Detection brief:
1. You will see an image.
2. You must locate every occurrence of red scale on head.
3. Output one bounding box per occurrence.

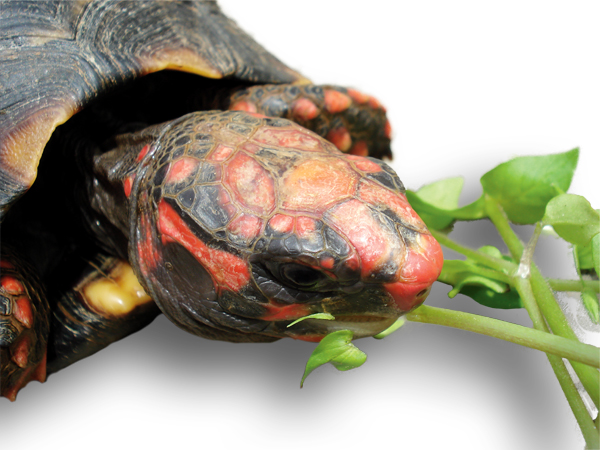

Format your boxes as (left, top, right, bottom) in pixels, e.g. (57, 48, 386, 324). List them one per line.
(358, 180, 427, 232)
(227, 214, 263, 241)
(327, 199, 398, 278)
(158, 200, 250, 292)
(165, 157, 200, 185)
(224, 152, 276, 216)
(295, 216, 317, 237)
(268, 214, 294, 234)
(253, 127, 323, 152)
(136, 144, 150, 162)
(281, 158, 358, 214)
(346, 155, 382, 173)
(137, 209, 161, 276)
(209, 144, 234, 162)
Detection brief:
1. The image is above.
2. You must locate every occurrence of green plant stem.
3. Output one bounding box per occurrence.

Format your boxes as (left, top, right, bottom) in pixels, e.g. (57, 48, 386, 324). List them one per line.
(405, 305, 599, 368)
(484, 195, 600, 408)
(548, 278, 600, 293)
(430, 228, 516, 273)
(484, 195, 600, 430)
(406, 304, 600, 449)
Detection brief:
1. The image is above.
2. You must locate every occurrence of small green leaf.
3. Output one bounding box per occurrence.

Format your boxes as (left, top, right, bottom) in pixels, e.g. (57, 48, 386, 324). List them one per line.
(417, 177, 464, 209)
(406, 188, 486, 231)
(459, 285, 524, 310)
(300, 330, 366, 387)
(448, 274, 507, 298)
(411, 177, 464, 230)
(438, 258, 523, 309)
(543, 194, 599, 247)
(287, 313, 335, 328)
(373, 317, 406, 339)
(480, 148, 579, 224)
(582, 289, 600, 324)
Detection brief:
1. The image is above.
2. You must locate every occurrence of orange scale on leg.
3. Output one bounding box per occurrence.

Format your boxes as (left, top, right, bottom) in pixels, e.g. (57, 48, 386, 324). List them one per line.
(0, 260, 14, 269)
(230, 100, 257, 113)
(292, 98, 320, 121)
(1, 276, 24, 295)
(11, 336, 30, 368)
(346, 88, 370, 104)
(368, 95, 386, 112)
(324, 89, 352, 113)
(14, 296, 33, 328)
(349, 141, 369, 157)
(384, 119, 393, 139)
(326, 127, 352, 152)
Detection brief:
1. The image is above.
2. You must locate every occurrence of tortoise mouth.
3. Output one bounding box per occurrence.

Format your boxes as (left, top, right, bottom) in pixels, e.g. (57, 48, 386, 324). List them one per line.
(296, 314, 398, 339)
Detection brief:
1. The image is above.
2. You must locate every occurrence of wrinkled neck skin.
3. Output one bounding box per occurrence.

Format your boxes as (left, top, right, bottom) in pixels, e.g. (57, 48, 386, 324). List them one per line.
(85, 111, 443, 343)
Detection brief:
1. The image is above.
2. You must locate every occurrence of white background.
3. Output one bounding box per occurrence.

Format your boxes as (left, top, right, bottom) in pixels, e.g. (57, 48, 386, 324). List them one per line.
(3, 1, 599, 449)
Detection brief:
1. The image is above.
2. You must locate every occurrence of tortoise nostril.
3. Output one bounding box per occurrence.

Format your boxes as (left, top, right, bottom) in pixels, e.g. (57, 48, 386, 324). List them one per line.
(416, 288, 430, 298)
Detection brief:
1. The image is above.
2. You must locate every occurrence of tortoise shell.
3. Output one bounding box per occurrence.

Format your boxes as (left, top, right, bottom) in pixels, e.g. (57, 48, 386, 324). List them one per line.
(0, 0, 307, 217)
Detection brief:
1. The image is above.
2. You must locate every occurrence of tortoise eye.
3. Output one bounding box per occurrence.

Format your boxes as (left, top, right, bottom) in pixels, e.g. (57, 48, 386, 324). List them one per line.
(280, 263, 325, 288)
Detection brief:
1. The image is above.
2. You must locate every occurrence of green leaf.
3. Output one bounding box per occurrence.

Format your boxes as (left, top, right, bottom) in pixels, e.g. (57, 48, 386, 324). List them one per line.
(406, 183, 486, 230)
(412, 177, 464, 230)
(300, 330, 366, 387)
(287, 313, 335, 328)
(576, 241, 595, 271)
(582, 289, 600, 324)
(438, 257, 523, 309)
(459, 285, 524, 310)
(373, 317, 406, 339)
(543, 195, 599, 247)
(480, 148, 579, 224)
(417, 177, 464, 209)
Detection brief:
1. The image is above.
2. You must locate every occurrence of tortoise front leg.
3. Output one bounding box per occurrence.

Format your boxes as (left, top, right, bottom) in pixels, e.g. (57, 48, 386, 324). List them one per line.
(1, 247, 50, 401)
(224, 84, 392, 159)
(1, 251, 159, 400)
(46, 254, 160, 375)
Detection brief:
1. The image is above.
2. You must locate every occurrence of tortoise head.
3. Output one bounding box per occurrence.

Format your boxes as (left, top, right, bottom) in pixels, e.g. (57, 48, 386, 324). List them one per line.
(128, 111, 443, 342)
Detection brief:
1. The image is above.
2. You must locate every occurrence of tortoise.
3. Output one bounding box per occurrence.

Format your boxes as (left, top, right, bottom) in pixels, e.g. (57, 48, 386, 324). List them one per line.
(0, 0, 443, 401)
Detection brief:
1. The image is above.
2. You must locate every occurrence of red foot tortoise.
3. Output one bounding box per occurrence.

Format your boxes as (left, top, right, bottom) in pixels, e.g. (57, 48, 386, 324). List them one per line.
(0, 0, 443, 400)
